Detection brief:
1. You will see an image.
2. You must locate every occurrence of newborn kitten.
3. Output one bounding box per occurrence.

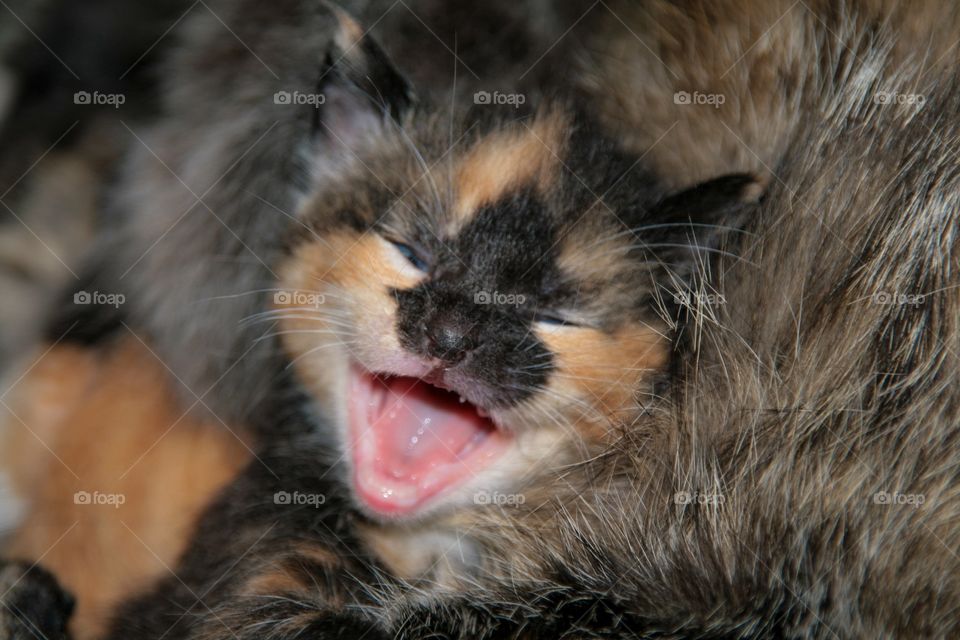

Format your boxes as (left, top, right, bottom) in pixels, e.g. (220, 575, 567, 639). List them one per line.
(2, 0, 754, 636)
(274, 67, 755, 526)
(87, 4, 756, 638)
(47, 1, 755, 531)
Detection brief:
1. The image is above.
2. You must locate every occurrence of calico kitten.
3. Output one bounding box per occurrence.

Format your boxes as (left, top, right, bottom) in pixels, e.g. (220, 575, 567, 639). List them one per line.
(45, 2, 755, 537)
(96, 69, 755, 640)
(270, 70, 756, 528)
(101, 2, 960, 639)
(75, 6, 761, 640)
(2, 1, 755, 638)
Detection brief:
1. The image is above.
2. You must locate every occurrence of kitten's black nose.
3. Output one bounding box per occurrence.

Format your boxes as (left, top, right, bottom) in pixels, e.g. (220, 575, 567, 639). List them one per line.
(422, 310, 477, 364)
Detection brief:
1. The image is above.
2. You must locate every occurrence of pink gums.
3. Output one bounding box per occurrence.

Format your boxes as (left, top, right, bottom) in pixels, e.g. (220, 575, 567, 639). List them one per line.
(348, 368, 509, 516)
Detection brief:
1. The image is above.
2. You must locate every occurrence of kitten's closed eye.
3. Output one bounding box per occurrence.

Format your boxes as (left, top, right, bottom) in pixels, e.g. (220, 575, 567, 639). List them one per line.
(388, 236, 584, 328)
(387, 239, 430, 272)
(534, 311, 580, 328)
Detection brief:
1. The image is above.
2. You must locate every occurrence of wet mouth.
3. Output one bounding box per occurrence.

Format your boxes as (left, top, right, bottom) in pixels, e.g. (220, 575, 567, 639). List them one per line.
(348, 366, 510, 517)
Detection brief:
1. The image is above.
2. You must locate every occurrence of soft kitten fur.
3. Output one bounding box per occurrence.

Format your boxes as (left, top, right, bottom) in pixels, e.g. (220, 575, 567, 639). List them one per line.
(44, 0, 754, 529)
(8, 0, 753, 636)
(59, 0, 748, 531)
(49, 0, 597, 424)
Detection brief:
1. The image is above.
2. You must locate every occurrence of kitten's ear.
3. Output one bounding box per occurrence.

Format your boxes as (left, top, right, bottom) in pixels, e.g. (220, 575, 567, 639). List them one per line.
(310, 6, 416, 151)
(647, 173, 762, 277)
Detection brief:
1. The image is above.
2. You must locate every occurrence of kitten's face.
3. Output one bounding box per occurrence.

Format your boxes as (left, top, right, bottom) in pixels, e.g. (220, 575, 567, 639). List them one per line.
(270, 10, 753, 520)
(275, 108, 748, 520)
(279, 111, 668, 518)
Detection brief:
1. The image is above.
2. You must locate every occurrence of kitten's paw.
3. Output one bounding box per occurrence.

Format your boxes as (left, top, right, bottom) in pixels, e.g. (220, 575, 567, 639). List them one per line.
(0, 560, 74, 640)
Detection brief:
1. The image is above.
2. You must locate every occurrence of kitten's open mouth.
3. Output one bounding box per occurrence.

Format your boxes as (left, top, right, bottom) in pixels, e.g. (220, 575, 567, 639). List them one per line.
(348, 367, 510, 516)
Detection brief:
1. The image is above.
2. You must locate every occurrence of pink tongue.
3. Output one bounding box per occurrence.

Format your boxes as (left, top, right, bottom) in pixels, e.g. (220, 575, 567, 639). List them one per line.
(370, 377, 490, 481)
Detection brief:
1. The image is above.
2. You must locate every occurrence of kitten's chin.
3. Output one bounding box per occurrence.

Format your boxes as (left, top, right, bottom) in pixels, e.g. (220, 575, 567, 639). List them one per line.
(347, 365, 511, 518)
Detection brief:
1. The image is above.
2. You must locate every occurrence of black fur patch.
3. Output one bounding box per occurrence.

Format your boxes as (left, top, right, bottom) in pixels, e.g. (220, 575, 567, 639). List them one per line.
(43, 259, 125, 346)
(393, 189, 560, 408)
(0, 561, 74, 640)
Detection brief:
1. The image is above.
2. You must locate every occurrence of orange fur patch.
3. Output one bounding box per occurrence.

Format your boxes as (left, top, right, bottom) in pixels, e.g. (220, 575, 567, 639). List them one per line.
(332, 6, 365, 50)
(240, 544, 342, 608)
(241, 564, 308, 598)
(356, 521, 473, 586)
(301, 231, 423, 292)
(452, 111, 567, 228)
(556, 230, 633, 284)
(276, 232, 418, 396)
(539, 324, 669, 438)
(1, 338, 251, 640)
(357, 523, 432, 580)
